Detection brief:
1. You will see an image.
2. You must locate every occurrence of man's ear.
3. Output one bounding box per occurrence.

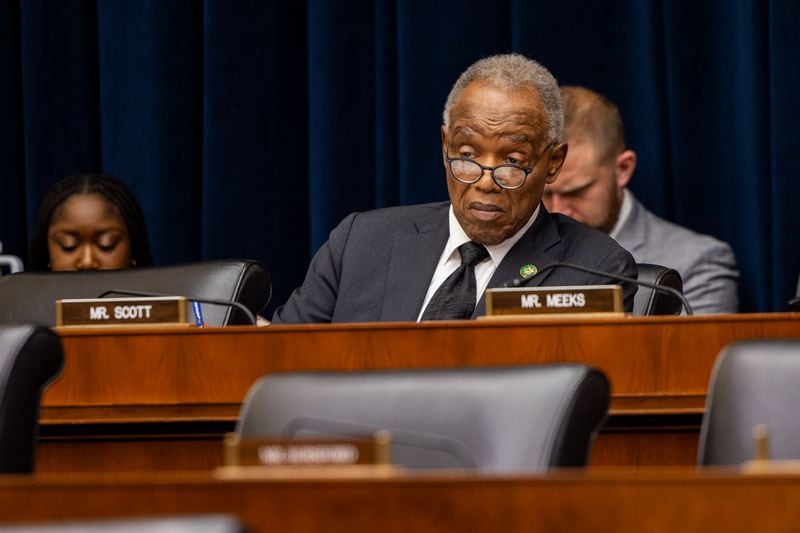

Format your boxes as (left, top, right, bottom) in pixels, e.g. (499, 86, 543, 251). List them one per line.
(545, 142, 568, 184)
(615, 149, 637, 188)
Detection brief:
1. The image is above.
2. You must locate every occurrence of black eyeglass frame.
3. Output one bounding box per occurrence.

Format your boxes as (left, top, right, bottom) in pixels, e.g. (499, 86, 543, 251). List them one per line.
(445, 142, 557, 190)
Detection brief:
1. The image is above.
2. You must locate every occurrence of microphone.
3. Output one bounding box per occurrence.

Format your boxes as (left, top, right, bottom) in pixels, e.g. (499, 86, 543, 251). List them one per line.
(502, 261, 693, 316)
(97, 289, 257, 326)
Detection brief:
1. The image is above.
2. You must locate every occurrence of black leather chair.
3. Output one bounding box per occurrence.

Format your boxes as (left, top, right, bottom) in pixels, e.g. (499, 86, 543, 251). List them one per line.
(633, 263, 685, 316)
(0, 324, 64, 473)
(698, 339, 800, 466)
(0, 515, 245, 532)
(236, 365, 610, 472)
(0, 260, 270, 327)
(0, 241, 24, 275)
(789, 274, 800, 310)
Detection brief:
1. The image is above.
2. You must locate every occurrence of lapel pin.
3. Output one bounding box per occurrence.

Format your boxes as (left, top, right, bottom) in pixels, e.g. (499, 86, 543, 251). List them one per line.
(519, 264, 538, 279)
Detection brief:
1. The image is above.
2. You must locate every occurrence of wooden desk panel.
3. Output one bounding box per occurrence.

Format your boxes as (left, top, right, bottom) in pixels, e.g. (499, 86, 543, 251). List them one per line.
(3, 470, 800, 532)
(38, 314, 800, 471)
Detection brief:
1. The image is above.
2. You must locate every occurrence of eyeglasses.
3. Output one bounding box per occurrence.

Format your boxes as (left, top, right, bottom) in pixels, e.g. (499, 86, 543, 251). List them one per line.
(445, 142, 556, 190)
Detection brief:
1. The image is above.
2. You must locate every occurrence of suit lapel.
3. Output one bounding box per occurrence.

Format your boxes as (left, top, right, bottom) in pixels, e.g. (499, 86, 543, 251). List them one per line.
(473, 208, 564, 317)
(380, 206, 449, 321)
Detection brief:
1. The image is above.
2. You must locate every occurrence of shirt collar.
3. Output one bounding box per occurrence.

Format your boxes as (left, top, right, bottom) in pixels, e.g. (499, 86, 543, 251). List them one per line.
(609, 189, 632, 240)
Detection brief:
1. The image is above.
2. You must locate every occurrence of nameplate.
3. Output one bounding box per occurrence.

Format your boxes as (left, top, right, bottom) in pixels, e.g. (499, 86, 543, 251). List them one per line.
(55, 297, 189, 327)
(224, 433, 392, 467)
(484, 285, 623, 316)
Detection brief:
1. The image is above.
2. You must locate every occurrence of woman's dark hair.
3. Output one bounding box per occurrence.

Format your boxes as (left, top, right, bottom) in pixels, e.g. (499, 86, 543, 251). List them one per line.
(28, 173, 155, 271)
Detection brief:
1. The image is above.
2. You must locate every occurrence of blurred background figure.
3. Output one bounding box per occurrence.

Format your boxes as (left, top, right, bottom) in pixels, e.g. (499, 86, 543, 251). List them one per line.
(543, 86, 738, 315)
(28, 173, 154, 272)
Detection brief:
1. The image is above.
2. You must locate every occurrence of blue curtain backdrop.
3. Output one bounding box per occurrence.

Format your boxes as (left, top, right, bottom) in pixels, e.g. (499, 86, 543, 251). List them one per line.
(1, 0, 798, 314)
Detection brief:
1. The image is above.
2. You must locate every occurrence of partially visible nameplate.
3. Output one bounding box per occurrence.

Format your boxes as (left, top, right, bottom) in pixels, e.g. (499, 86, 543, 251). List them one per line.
(484, 284, 623, 317)
(225, 432, 390, 466)
(224, 432, 392, 467)
(55, 296, 189, 327)
(216, 433, 397, 479)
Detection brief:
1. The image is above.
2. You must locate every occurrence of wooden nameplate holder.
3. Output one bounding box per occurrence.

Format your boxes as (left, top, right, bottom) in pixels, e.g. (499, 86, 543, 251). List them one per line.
(483, 284, 624, 319)
(55, 296, 190, 328)
(216, 432, 397, 479)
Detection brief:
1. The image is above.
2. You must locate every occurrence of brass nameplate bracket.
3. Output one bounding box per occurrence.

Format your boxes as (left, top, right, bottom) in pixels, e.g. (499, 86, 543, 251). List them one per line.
(224, 432, 392, 467)
(484, 284, 623, 317)
(55, 296, 189, 327)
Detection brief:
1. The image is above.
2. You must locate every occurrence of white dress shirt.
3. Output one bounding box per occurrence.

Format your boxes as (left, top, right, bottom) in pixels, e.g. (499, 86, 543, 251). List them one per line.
(417, 205, 541, 321)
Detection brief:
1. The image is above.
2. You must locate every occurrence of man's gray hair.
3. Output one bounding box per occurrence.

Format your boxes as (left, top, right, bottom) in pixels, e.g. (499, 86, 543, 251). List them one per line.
(442, 53, 563, 143)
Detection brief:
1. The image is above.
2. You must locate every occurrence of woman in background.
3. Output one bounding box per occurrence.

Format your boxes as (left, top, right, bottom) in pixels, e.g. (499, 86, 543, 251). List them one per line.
(28, 173, 154, 271)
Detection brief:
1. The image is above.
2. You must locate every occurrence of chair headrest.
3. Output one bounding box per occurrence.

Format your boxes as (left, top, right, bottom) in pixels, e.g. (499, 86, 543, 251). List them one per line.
(237, 364, 610, 471)
(0, 323, 64, 473)
(0, 260, 270, 327)
(633, 263, 684, 315)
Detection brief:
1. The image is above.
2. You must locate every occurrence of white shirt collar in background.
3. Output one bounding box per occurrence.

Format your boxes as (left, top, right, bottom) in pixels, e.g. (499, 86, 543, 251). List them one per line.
(609, 189, 632, 241)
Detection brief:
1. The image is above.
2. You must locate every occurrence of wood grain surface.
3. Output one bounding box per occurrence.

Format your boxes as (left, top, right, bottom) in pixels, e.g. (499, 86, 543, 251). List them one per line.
(3, 469, 800, 532)
(37, 313, 800, 471)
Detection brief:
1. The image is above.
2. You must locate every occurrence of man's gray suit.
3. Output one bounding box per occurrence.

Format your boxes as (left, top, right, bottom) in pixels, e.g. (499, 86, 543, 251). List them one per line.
(615, 192, 738, 315)
(273, 202, 637, 324)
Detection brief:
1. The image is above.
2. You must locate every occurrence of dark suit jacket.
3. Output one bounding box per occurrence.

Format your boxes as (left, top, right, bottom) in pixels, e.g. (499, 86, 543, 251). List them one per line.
(272, 202, 637, 323)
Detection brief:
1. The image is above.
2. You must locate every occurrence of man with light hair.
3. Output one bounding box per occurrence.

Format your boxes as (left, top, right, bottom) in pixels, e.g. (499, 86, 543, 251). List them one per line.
(543, 86, 738, 314)
(273, 55, 636, 323)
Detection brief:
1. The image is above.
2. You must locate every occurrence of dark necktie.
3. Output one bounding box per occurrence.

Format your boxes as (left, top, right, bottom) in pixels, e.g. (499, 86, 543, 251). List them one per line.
(421, 241, 490, 320)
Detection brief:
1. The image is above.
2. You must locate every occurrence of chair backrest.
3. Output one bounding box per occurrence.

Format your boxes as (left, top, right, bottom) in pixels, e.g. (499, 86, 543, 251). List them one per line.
(698, 339, 800, 466)
(0, 324, 64, 473)
(0, 260, 270, 327)
(0, 241, 24, 275)
(236, 365, 610, 472)
(790, 274, 800, 310)
(633, 263, 684, 315)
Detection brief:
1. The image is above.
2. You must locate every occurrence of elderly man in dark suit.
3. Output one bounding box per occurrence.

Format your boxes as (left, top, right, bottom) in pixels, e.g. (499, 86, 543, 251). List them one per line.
(273, 54, 636, 324)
